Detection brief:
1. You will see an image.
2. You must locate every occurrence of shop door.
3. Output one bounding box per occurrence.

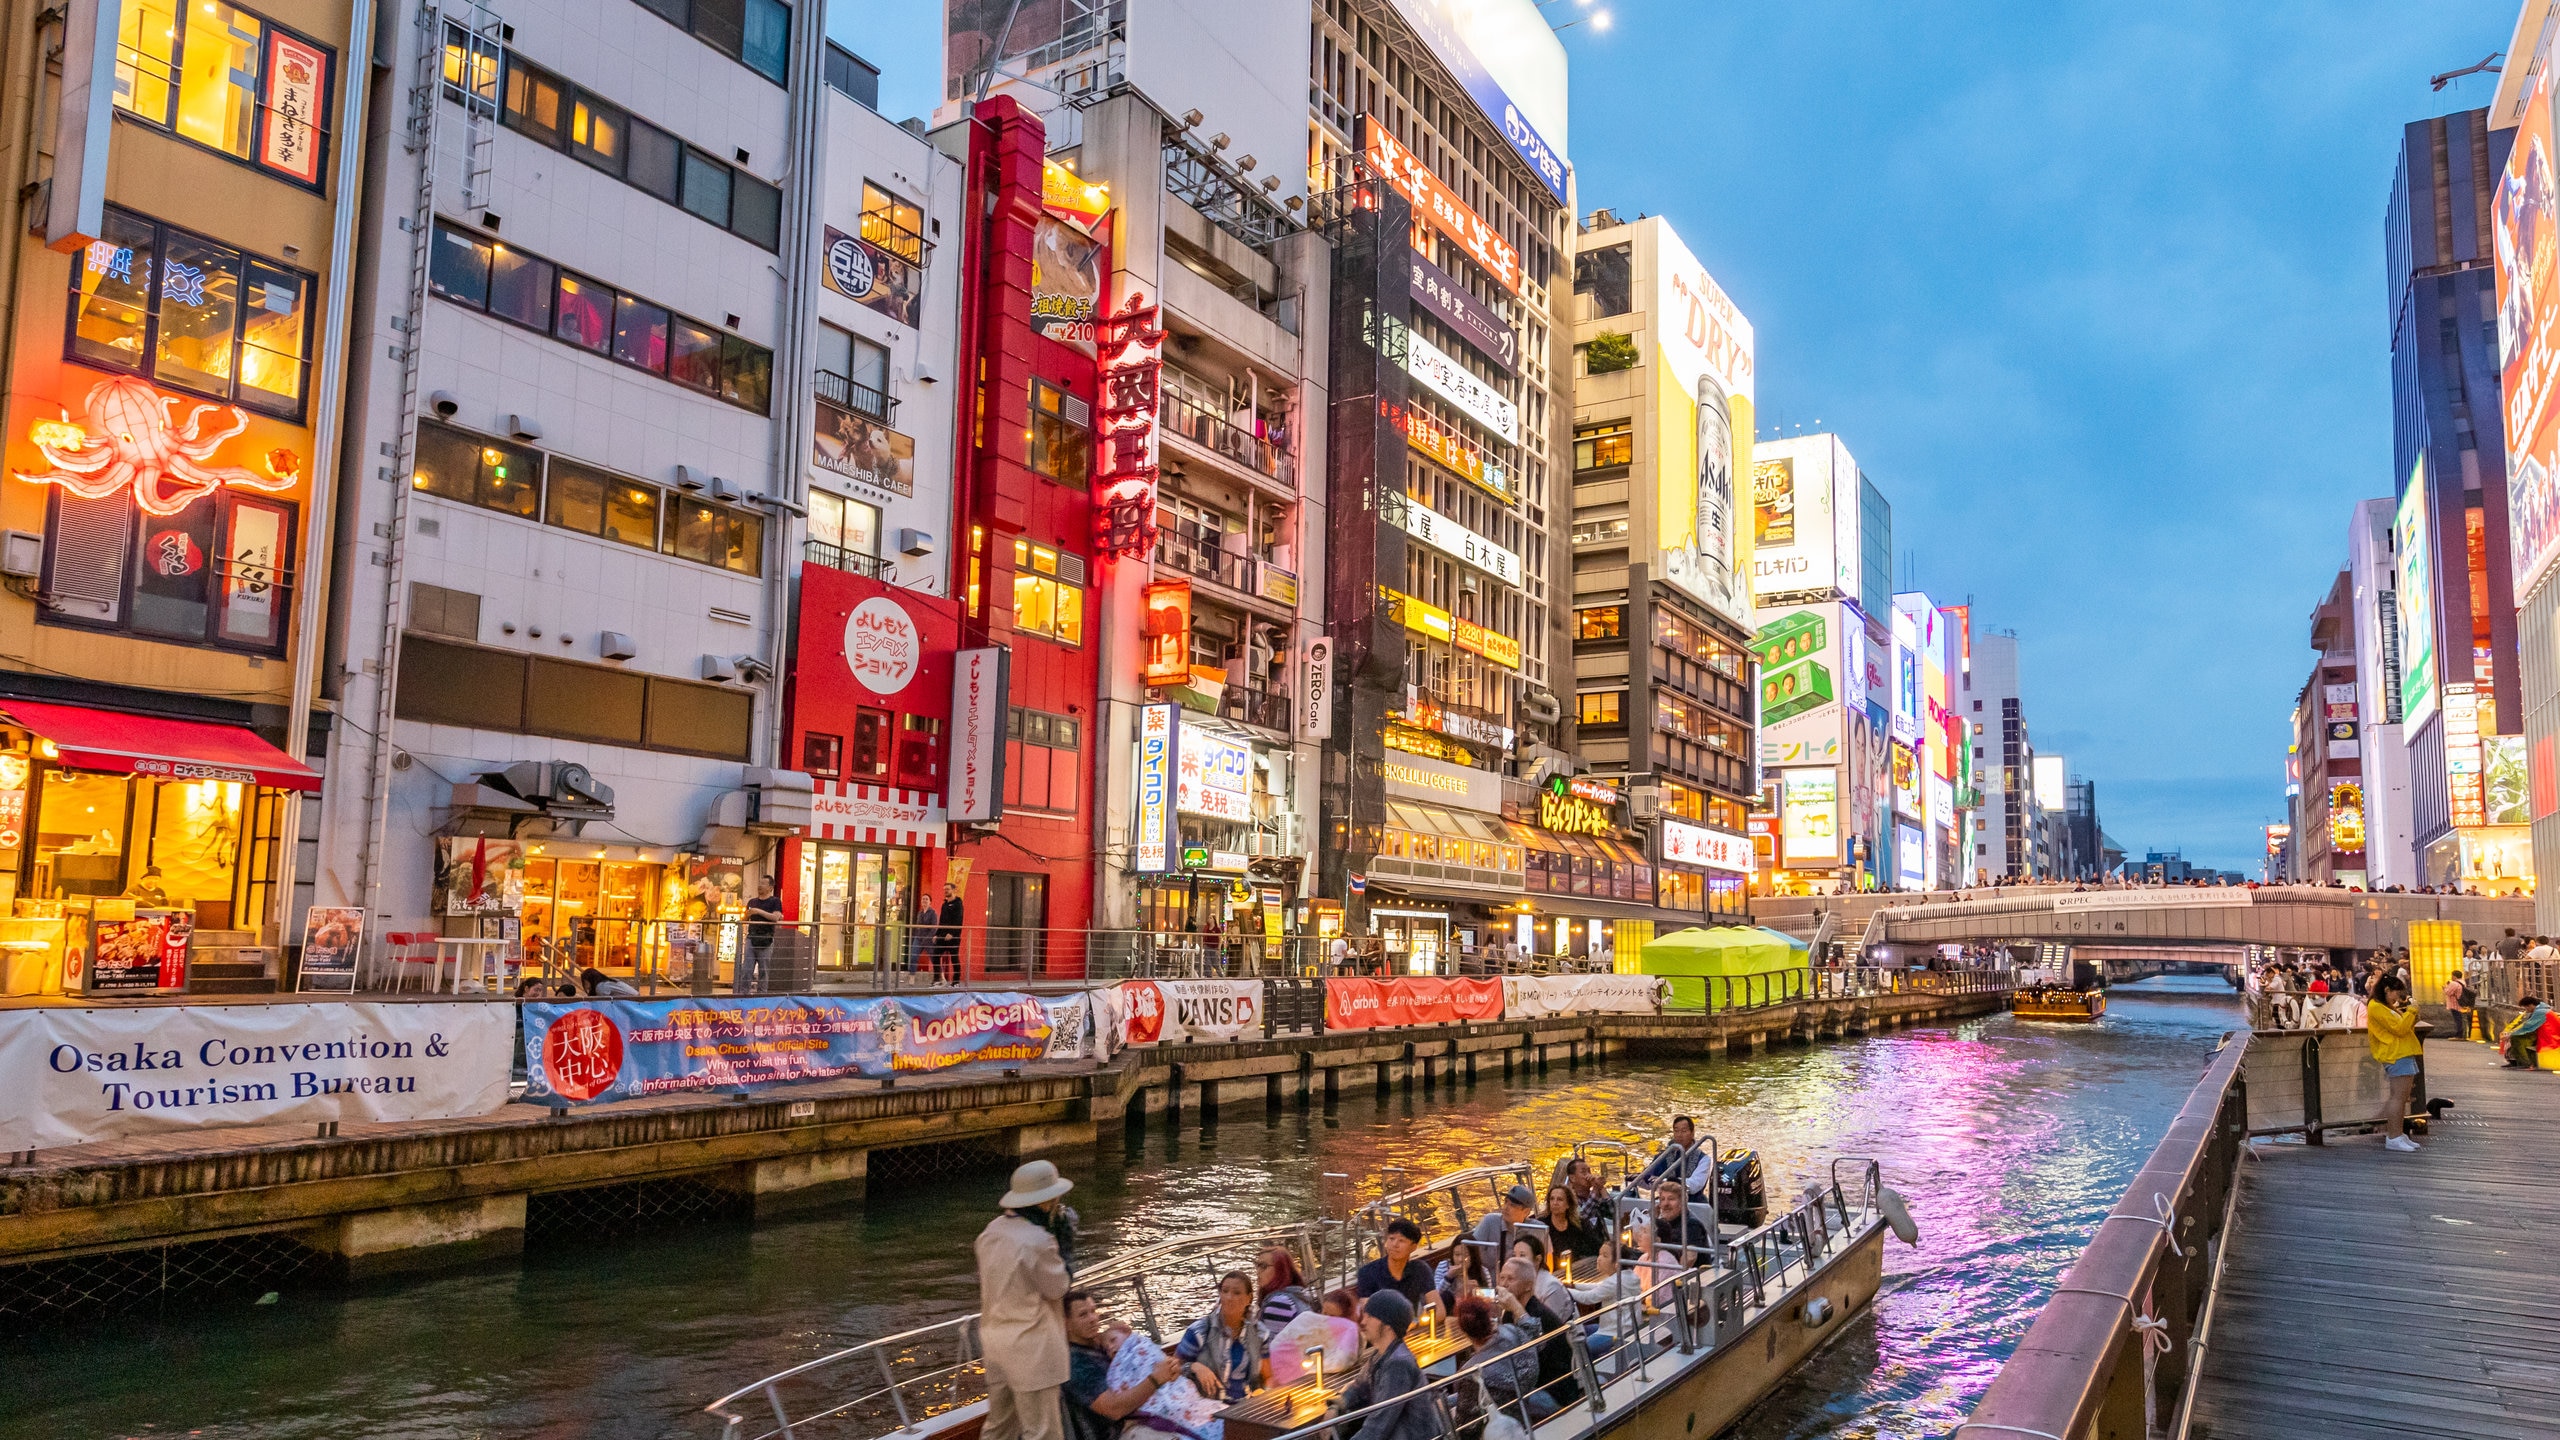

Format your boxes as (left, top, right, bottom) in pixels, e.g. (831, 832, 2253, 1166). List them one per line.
(985, 872, 1046, 976)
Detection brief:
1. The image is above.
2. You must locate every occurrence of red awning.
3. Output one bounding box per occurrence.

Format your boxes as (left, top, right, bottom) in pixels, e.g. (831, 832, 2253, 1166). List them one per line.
(0, 700, 322, 793)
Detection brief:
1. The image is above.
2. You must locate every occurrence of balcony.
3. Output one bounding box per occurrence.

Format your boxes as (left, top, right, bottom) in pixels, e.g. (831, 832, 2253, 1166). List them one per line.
(1161, 383, 1290, 485)
(1153, 528, 1298, 611)
(1218, 685, 1290, 732)
(816, 369, 894, 423)
(804, 537, 889, 579)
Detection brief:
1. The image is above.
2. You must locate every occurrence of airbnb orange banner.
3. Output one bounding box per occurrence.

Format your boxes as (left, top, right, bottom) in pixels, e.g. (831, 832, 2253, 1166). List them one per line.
(1324, 976, 1505, 1031)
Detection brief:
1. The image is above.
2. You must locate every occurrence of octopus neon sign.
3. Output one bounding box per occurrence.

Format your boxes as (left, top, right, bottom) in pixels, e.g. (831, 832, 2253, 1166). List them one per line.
(15, 376, 296, 517)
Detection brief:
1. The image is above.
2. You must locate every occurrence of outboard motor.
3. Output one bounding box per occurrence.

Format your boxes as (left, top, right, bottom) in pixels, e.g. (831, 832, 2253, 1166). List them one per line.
(1714, 1148, 1767, 1228)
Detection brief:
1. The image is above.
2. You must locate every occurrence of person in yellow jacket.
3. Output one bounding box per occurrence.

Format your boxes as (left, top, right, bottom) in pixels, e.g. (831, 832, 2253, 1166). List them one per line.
(2366, 975, 2424, 1153)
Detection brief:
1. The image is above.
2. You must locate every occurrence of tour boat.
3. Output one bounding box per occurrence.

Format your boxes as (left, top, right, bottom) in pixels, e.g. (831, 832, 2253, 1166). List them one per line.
(2010, 987, 2108, 1022)
(704, 1145, 1913, 1440)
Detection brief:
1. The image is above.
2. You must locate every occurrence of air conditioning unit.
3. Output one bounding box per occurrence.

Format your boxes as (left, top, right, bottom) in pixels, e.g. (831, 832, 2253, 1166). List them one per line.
(897, 527, 938, 557)
(0, 530, 42, 579)
(1629, 785, 1660, 821)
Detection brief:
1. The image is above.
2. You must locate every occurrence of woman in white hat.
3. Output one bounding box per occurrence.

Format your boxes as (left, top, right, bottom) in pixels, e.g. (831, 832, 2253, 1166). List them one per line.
(978, 1160, 1079, 1440)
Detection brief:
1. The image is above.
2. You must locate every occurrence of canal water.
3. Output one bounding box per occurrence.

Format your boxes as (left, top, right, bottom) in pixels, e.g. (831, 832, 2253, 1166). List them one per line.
(4, 977, 2241, 1440)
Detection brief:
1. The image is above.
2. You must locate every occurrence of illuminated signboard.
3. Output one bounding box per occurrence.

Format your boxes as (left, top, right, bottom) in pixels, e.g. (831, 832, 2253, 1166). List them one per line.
(1363, 116, 1522, 294)
(2329, 781, 2366, 853)
(947, 647, 1009, 824)
(1093, 293, 1166, 558)
(2445, 683, 2486, 827)
(1385, 587, 1518, 667)
(1392, 493, 1523, 585)
(1781, 768, 1840, 867)
(2265, 823, 2291, 857)
(1176, 723, 1252, 820)
(1537, 774, 1614, 836)
(1403, 331, 1519, 443)
(1299, 635, 1334, 741)
(19, 375, 297, 516)
(1135, 703, 1176, 872)
(1401, 401, 1511, 501)
(1142, 580, 1192, 686)
(1041, 158, 1109, 229)
(1660, 818, 1751, 875)
(1384, 752, 1502, 813)
(1453, 616, 1521, 669)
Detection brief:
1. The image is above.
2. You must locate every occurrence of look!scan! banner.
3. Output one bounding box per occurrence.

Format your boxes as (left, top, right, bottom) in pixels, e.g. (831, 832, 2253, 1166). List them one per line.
(521, 992, 1090, 1104)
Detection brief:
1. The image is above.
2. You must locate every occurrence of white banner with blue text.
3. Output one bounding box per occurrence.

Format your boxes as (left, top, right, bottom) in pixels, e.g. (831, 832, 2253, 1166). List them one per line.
(0, 1001, 514, 1151)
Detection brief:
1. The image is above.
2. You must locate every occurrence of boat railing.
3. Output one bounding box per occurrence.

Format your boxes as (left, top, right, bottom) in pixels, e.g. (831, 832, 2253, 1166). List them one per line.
(703, 1311, 982, 1440)
(1082, 1220, 1349, 1339)
(1354, 1162, 1537, 1260)
(1266, 1180, 1880, 1440)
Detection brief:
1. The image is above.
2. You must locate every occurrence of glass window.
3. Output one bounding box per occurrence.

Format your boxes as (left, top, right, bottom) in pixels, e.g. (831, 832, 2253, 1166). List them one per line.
(862, 182, 926, 263)
(604, 478, 660, 549)
(570, 93, 625, 174)
(680, 149, 732, 226)
(503, 56, 564, 146)
(665, 499, 762, 574)
(174, 1, 262, 159)
(1578, 691, 1622, 725)
(1573, 420, 1632, 471)
(721, 333, 771, 411)
(429, 222, 492, 307)
(545, 460, 607, 535)
(669, 318, 722, 392)
(1011, 539, 1084, 645)
(216, 496, 292, 648)
(554, 273, 613, 352)
(731, 174, 782, 249)
(488, 244, 555, 329)
(153, 229, 242, 396)
(1576, 606, 1622, 640)
(411, 421, 537, 518)
(807, 490, 843, 548)
(612, 294, 668, 370)
(129, 496, 222, 640)
(114, 0, 182, 125)
(627, 119, 681, 201)
(410, 421, 479, 502)
(1029, 380, 1089, 487)
(630, 0, 686, 25)
(237, 260, 309, 409)
(741, 0, 789, 83)
(646, 676, 753, 758)
(691, 0, 745, 59)
(440, 22, 499, 105)
(69, 212, 158, 373)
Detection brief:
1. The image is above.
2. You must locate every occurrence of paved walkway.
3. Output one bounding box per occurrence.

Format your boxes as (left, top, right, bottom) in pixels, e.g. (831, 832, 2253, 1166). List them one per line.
(2191, 1036, 2560, 1440)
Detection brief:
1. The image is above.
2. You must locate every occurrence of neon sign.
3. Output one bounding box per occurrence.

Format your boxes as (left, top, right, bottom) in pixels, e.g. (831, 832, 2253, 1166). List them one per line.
(1135, 703, 1176, 873)
(1093, 293, 1166, 558)
(1538, 775, 1614, 837)
(16, 376, 295, 517)
(1142, 580, 1192, 686)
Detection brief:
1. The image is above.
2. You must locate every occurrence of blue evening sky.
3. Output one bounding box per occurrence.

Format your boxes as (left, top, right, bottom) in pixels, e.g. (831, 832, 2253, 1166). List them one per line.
(833, 1, 2516, 873)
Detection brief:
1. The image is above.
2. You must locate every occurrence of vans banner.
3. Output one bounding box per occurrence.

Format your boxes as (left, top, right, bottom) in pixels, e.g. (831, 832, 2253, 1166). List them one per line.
(0, 1001, 513, 1151)
(1113, 979, 1264, 1045)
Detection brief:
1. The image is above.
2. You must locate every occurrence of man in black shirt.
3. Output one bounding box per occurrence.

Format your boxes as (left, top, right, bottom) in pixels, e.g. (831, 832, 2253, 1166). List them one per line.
(1354, 1217, 1437, 1312)
(1648, 1180, 1716, 1266)
(1063, 1291, 1178, 1440)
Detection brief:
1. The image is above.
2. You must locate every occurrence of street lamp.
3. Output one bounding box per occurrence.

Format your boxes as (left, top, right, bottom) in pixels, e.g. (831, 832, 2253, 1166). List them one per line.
(1538, 0, 1611, 32)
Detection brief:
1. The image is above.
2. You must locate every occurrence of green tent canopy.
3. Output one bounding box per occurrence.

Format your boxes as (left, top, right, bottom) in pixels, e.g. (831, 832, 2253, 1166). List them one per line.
(1640, 926, 1809, 1011)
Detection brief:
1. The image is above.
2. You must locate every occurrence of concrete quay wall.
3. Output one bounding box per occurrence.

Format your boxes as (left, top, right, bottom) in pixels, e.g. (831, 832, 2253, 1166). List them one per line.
(0, 987, 2006, 1284)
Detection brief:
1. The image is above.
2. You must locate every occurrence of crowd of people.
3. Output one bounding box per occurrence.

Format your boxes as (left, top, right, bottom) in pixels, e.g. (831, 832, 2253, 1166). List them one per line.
(976, 1121, 1757, 1440)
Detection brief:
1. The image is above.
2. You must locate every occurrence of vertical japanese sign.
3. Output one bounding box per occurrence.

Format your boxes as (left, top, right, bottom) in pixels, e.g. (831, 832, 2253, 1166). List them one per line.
(1299, 636, 1334, 740)
(1135, 702, 1176, 873)
(258, 32, 329, 185)
(2396, 459, 2438, 731)
(947, 647, 1009, 823)
(1094, 292, 1166, 558)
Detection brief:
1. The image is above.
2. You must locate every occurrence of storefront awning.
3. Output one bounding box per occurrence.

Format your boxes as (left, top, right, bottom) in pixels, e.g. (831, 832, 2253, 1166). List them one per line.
(0, 700, 322, 793)
(1508, 821, 1568, 855)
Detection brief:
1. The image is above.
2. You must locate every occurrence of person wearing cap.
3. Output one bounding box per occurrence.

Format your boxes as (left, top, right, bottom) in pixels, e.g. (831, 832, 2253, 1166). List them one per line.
(978, 1160, 1077, 1440)
(1334, 1292, 1443, 1440)
(1464, 1183, 1536, 1277)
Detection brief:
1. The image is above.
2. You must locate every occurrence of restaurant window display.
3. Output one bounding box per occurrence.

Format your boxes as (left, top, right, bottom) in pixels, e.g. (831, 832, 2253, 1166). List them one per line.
(0, 714, 315, 996)
(484, 840, 740, 982)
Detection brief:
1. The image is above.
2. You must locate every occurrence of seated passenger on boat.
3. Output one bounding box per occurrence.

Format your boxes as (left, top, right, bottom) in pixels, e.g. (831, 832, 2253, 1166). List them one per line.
(1553, 1156, 1613, 1231)
(1495, 1256, 1582, 1405)
(1354, 1218, 1437, 1311)
(1649, 1180, 1716, 1264)
(1466, 1186, 1538, 1275)
(1176, 1272, 1270, 1403)
(1435, 1235, 1497, 1313)
(1335, 1293, 1437, 1440)
(1451, 1292, 1555, 1423)
(1635, 1117, 1699, 1186)
(1064, 1291, 1181, 1440)
(1539, 1184, 1607, 1267)
(1506, 1237, 1575, 1316)
(1255, 1246, 1318, 1339)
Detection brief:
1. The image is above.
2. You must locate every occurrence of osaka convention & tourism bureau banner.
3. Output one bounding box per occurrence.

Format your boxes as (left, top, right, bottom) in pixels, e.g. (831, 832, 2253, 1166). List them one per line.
(0, 1002, 514, 1151)
(522, 991, 1096, 1104)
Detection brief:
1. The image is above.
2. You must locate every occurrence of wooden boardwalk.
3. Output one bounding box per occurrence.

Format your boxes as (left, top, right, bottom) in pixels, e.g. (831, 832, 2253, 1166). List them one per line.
(2190, 1037, 2560, 1440)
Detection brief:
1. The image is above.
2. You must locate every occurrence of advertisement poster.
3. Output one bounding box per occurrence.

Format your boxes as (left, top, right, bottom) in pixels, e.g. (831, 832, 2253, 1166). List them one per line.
(1747, 435, 1856, 600)
(1409, 249, 1517, 371)
(1323, 976, 1504, 1031)
(1780, 768, 1840, 868)
(1135, 702, 1176, 872)
(1501, 974, 1664, 1019)
(258, 31, 328, 185)
(1175, 724, 1252, 820)
(1380, 0, 1569, 203)
(439, 836, 525, 916)
(297, 907, 367, 993)
(2395, 461, 2438, 731)
(89, 913, 184, 992)
(1030, 215, 1102, 354)
(2486, 734, 2531, 825)
(814, 398, 916, 497)
(1754, 454, 1794, 547)
(947, 647, 1010, 824)
(522, 992, 1089, 1104)
(821, 225, 923, 327)
(1113, 979, 1263, 1045)
(0, 1001, 513, 1151)
(2497, 63, 2560, 598)
(1651, 222, 1755, 630)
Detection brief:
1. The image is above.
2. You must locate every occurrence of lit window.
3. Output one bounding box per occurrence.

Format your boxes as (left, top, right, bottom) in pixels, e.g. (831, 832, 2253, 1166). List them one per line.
(862, 181, 926, 263)
(116, 0, 332, 188)
(1011, 538, 1085, 645)
(68, 207, 312, 419)
(1578, 691, 1623, 725)
(1029, 379, 1090, 487)
(1576, 606, 1621, 640)
(1573, 419, 1632, 471)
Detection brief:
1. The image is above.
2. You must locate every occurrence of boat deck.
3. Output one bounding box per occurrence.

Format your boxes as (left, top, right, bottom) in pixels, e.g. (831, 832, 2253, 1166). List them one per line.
(2190, 1037, 2560, 1440)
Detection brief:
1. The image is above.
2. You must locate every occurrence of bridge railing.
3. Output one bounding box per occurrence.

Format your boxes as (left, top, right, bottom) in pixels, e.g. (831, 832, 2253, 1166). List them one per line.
(1663, 965, 2014, 1013)
(1955, 1034, 2249, 1440)
(2480, 958, 2560, 1011)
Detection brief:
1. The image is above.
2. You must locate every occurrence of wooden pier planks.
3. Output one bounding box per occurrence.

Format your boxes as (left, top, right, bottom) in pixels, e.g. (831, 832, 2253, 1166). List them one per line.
(2190, 1038, 2560, 1440)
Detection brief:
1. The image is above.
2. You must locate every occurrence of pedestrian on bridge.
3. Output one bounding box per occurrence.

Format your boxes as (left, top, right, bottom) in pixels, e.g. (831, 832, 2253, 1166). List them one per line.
(2366, 977, 2424, 1153)
(978, 1161, 1077, 1440)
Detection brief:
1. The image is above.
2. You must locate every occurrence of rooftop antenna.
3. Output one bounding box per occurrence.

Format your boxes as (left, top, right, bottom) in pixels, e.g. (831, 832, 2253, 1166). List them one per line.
(2431, 53, 2502, 91)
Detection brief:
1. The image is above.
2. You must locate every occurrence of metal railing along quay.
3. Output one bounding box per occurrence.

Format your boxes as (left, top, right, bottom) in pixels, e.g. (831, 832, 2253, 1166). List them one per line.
(1957, 1034, 2249, 1440)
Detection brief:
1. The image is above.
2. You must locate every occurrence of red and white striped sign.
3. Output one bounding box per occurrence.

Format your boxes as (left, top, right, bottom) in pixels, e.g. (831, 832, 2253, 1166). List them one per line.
(809, 782, 946, 848)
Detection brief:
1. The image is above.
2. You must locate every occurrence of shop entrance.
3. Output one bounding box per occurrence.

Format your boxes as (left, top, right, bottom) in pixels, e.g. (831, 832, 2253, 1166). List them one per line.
(1375, 908, 1449, 976)
(797, 842, 916, 973)
(985, 871, 1047, 976)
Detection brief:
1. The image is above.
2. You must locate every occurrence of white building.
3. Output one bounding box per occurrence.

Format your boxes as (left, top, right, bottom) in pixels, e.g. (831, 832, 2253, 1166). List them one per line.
(2348, 496, 2417, 886)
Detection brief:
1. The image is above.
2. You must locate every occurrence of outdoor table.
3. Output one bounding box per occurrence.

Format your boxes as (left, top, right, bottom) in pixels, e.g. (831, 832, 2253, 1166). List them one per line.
(434, 937, 512, 993)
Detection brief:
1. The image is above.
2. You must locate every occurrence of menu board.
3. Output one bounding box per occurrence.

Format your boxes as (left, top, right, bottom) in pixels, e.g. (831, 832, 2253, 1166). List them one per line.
(298, 906, 366, 993)
(89, 910, 190, 992)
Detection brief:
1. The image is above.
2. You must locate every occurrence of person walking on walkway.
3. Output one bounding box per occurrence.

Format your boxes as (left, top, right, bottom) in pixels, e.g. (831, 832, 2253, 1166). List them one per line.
(744, 876, 783, 992)
(2366, 976, 2424, 1153)
(2442, 970, 2476, 1043)
(934, 882, 967, 984)
(978, 1161, 1077, 1440)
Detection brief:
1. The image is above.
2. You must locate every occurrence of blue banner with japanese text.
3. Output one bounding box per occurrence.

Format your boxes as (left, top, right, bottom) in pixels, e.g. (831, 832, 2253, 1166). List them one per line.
(520, 991, 1093, 1105)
